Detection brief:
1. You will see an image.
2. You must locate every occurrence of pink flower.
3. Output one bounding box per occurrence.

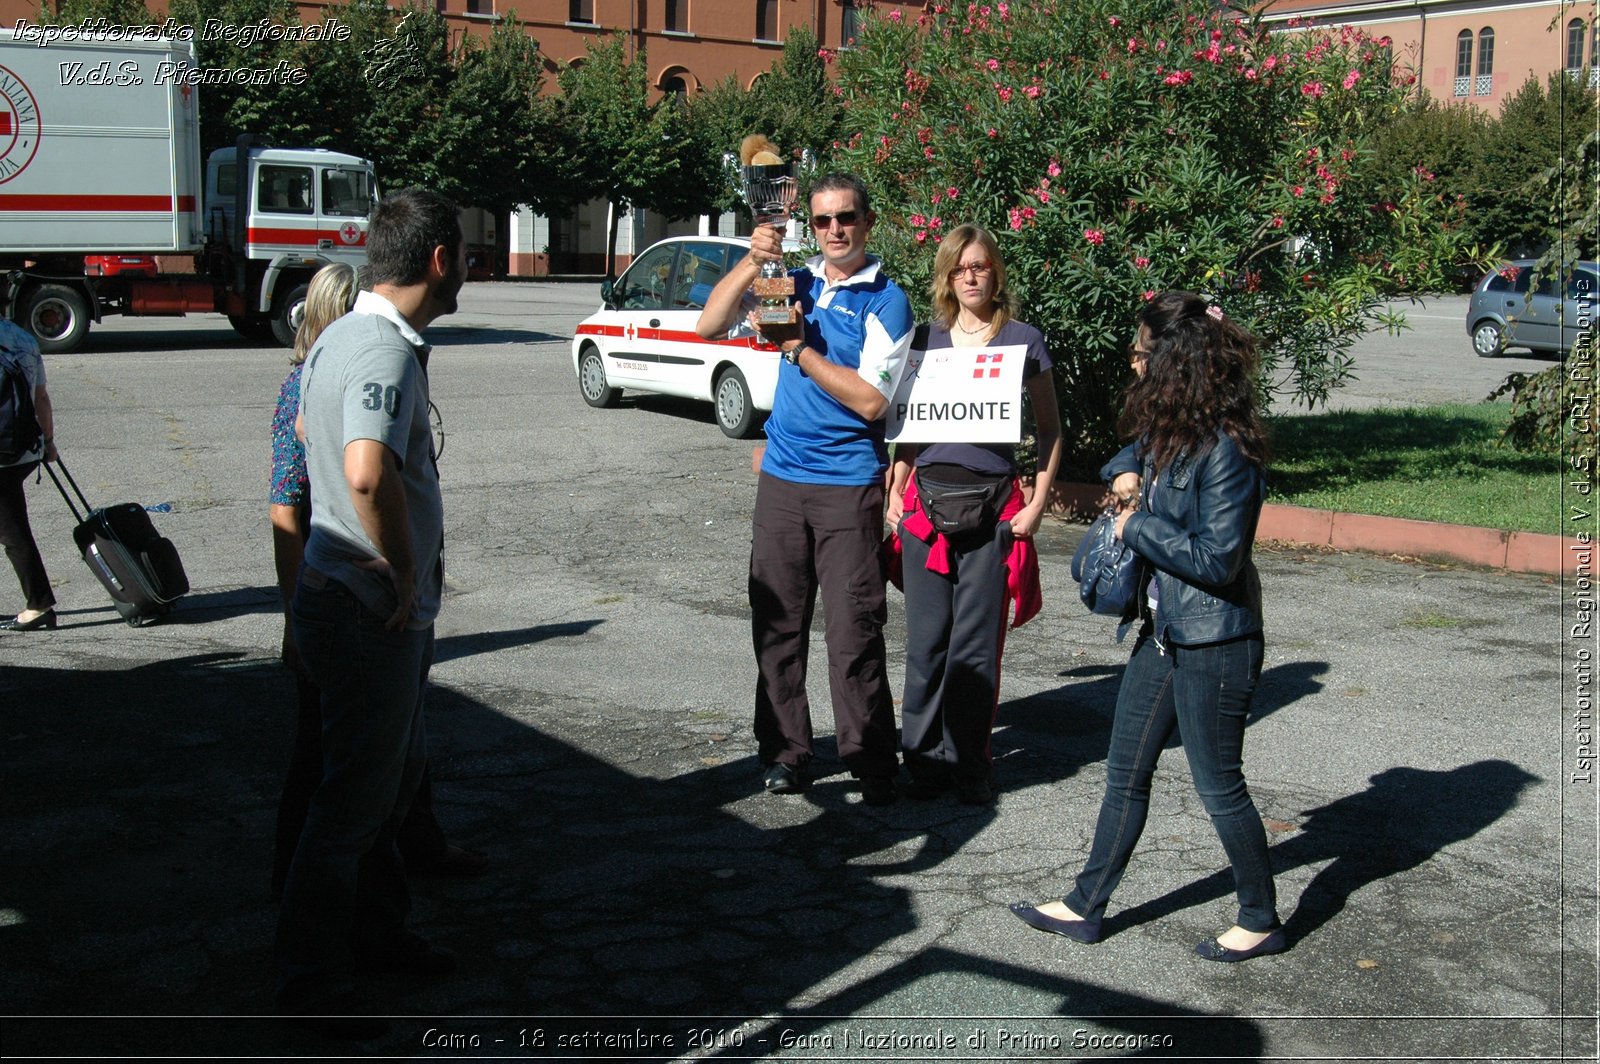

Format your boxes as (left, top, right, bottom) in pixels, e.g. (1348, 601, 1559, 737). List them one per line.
(1142, 290, 1157, 301)
(997, 2, 1009, 17)
(997, 86, 1013, 102)
(909, 214, 926, 227)
(1134, 256, 1150, 269)
(1023, 85, 1042, 98)
(1008, 207, 1023, 230)
(1021, 207, 1036, 220)
(1127, 38, 1140, 53)
(1047, 160, 1061, 177)
(1263, 55, 1278, 71)
(817, 48, 835, 63)
(1163, 70, 1193, 86)
(1413, 165, 1435, 181)
(1270, 215, 1284, 228)
(931, 191, 942, 204)
(987, 128, 999, 138)
(1084, 228, 1105, 245)
(1342, 69, 1360, 90)
(1292, 185, 1304, 197)
(914, 230, 927, 242)
(1244, 68, 1258, 80)
(1301, 81, 1325, 98)
(1108, 15, 1120, 26)
(887, 8, 902, 20)
(1037, 189, 1050, 204)
(930, 216, 943, 227)
(946, 186, 959, 199)
(924, 147, 935, 159)
(986, 58, 1000, 71)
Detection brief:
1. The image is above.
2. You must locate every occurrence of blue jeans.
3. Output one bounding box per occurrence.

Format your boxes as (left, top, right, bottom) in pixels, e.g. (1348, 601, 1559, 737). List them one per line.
(1066, 627, 1278, 932)
(275, 572, 431, 1009)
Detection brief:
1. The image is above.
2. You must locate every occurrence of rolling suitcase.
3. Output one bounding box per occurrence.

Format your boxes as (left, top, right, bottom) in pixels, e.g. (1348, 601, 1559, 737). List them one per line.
(43, 458, 188, 626)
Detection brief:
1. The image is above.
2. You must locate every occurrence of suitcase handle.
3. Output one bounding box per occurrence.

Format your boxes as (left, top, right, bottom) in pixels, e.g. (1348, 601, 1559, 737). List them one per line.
(41, 457, 93, 525)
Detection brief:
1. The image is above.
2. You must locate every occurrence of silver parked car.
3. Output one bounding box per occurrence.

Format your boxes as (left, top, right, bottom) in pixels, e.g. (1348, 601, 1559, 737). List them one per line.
(1466, 258, 1599, 357)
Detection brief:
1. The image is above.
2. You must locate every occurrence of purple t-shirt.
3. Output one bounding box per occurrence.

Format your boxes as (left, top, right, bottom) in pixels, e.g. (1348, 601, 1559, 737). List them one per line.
(915, 318, 1054, 476)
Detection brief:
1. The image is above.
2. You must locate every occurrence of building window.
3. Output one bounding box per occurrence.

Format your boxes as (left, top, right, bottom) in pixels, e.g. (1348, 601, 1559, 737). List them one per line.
(664, 0, 685, 32)
(840, 0, 859, 46)
(661, 74, 687, 100)
(1570, 19, 1588, 72)
(1454, 30, 1472, 97)
(569, 0, 593, 23)
(756, 0, 777, 40)
(1476, 27, 1494, 95)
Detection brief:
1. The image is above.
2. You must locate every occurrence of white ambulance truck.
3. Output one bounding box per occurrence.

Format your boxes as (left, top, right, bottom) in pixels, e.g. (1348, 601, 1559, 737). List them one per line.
(0, 28, 376, 351)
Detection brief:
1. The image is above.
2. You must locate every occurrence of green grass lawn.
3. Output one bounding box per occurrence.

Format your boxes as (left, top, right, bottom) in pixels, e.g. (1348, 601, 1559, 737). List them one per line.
(1267, 402, 1566, 535)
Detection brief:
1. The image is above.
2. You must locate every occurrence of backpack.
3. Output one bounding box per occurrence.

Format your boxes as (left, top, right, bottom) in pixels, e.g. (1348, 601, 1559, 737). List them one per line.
(0, 327, 42, 466)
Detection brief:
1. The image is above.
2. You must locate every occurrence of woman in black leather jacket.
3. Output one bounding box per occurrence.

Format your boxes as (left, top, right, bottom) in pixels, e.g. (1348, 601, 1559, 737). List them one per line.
(1010, 290, 1282, 962)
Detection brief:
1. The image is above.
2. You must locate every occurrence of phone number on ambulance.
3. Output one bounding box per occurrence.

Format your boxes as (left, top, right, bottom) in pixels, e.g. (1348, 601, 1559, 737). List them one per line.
(59, 59, 308, 87)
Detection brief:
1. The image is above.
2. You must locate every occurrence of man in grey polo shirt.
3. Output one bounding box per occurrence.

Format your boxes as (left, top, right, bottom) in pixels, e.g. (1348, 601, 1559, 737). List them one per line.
(276, 187, 466, 1036)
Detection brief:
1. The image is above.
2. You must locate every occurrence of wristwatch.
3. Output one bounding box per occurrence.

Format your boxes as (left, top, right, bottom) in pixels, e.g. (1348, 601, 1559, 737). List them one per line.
(782, 343, 804, 366)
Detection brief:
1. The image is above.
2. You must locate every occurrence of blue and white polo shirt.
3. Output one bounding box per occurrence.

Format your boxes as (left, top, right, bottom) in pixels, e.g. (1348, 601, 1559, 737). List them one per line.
(761, 255, 914, 486)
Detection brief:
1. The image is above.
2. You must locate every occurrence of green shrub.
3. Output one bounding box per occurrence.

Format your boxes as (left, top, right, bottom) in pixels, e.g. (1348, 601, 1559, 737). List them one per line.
(827, 0, 1478, 474)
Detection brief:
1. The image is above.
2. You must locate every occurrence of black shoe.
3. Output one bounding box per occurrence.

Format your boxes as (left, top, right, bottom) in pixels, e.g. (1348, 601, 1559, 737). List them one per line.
(353, 931, 458, 978)
(762, 763, 806, 794)
(283, 992, 390, 1041)
(860, 775, 897, 806)
(905, 775, 950, 801)
(0, 608, 56, 631)
(955, 778, 994, 805)
(1194, 928, 1286, 963)
(1007, 902, 1103, 943)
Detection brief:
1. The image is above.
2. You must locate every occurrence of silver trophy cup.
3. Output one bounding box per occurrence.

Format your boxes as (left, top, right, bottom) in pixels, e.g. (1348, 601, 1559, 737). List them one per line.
(738, 163, 799, 326)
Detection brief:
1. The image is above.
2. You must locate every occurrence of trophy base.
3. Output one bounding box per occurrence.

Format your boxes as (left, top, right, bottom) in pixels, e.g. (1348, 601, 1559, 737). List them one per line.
(752, 276, 795, 300)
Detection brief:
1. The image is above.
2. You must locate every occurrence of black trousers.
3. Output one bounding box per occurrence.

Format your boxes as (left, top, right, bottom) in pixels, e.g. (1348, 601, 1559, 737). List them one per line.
(0, 461, 54, 612)
(748, 473, 898, 778)
(899, 519, 1010, 782)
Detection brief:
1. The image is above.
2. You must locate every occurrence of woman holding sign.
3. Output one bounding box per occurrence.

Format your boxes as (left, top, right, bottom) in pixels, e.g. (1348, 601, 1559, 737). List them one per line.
(1009, 291, 1280, 962)
(886, 224, 1062, 804)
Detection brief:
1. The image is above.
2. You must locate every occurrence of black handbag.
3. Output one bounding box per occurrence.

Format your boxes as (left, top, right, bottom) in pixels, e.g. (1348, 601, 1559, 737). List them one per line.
(1071, 507, 1140, 616)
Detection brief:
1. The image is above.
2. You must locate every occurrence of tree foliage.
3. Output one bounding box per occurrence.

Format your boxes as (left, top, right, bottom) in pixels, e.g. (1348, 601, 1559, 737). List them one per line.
(830, 0, 1477, 471)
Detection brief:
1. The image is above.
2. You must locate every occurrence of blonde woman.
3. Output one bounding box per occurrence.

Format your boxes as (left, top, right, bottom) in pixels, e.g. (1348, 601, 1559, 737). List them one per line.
(886, 224, 1063, 804)
(269, 263, 483, 898)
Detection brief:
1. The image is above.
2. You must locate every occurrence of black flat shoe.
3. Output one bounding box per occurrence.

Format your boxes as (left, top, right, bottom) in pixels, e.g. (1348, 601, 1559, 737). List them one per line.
(1008, 902, 1102, 943)
(860, 775, 897, 806)
(1194, 928, 1286, 963)
(0, 609, 55, 631)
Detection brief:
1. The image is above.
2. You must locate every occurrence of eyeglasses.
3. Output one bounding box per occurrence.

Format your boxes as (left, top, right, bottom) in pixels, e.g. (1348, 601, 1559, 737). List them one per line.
(949, 261, 994, 281)
(809, 210, 861, 230)
(1126, 344, 1150, 367)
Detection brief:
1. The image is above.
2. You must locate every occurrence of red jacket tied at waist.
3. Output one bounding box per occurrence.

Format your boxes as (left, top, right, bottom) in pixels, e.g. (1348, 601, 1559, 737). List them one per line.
(888, 473, 1043, 629)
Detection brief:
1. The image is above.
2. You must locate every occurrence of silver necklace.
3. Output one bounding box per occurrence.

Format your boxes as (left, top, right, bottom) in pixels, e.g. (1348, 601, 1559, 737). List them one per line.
(954, 317, 991, 335)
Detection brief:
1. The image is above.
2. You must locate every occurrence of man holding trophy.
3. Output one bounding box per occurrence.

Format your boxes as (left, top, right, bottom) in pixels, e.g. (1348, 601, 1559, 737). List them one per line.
(697, 150, 915, 806)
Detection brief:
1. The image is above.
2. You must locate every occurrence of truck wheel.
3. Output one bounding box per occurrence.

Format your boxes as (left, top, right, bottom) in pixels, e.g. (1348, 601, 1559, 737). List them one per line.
(229, 314, 276, 344)
(26, 284, 91, 353)
(271, 283, 311, 347)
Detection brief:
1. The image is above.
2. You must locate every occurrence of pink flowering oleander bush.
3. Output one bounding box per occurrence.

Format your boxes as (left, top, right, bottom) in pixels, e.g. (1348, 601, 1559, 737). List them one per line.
(829, 0, 1477, 473)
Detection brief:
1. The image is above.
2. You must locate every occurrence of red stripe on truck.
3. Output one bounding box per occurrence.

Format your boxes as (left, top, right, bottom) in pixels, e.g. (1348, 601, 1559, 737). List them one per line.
(0, 194, 198, 212)
(248, 227, 367, 247)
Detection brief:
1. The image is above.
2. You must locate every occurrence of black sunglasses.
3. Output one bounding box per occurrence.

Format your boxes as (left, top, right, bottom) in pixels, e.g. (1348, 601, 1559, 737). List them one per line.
(809, 210, 862, 230)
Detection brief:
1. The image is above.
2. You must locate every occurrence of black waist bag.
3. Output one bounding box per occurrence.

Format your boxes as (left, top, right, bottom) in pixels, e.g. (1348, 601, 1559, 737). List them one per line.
(917, 472, 1012, 537)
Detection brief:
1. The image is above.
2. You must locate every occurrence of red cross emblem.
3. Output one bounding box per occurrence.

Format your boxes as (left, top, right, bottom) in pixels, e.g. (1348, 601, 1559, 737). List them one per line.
(339, 222, 361, 244)
(624, 322, 637, 342)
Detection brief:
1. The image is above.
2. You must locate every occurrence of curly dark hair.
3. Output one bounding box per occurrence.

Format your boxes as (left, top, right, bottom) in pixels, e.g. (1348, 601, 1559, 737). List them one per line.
(1118, 290, 1268, 472)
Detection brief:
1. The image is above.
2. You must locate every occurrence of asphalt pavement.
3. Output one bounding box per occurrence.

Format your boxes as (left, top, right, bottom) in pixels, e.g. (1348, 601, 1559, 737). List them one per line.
(0, 284, 1593, 1061)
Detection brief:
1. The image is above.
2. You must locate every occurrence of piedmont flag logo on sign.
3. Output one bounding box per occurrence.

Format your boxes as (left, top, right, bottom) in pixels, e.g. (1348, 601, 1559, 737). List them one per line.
(886, 344, 1026, 443)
